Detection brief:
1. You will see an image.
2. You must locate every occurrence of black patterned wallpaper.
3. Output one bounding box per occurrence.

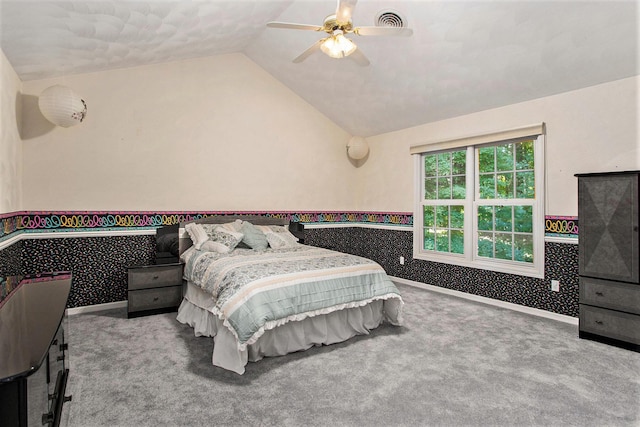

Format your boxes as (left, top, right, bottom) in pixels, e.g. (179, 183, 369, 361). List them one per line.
(0, 227, 578, 316)
(0, 240, 23, 277)
(17, 235, 155, 308)
(305, 227, 579, 317)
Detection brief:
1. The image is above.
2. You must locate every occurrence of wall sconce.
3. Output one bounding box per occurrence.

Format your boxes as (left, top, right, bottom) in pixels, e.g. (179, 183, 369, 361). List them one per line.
(347, 136, 369, 160)
(38, 85, 87, 127)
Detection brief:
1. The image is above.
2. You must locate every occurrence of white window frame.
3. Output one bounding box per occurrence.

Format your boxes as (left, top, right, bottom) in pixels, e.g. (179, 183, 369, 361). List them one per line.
(412, 124, 545, 278)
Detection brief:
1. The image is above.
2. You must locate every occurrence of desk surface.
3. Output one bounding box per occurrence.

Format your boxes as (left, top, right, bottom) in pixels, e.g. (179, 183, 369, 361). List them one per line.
(0, 273, 71, 382)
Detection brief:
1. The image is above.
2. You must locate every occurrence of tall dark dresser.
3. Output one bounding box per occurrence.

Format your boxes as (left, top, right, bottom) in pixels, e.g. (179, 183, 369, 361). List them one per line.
(576, 171, 640, 351)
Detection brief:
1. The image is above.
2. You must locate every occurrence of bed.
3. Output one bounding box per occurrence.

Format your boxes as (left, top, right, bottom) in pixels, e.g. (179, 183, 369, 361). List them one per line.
(175, 215, 403, 374)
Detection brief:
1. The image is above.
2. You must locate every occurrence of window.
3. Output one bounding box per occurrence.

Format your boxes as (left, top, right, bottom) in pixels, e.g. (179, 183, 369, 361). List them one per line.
(422, 149, 467, 255)
(412, 125, 545, 278)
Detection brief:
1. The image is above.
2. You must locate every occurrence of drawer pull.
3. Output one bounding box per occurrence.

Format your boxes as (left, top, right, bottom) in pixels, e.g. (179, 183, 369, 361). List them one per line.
(42, 412, 54, 425)
(152, 275, 159, 280)
(595, 320, 604, 325)
(595, 291, 604, 297)
(153, 297, 159, 302)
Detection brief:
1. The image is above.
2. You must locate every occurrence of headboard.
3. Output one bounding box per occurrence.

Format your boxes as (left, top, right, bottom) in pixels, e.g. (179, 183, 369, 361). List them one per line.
(178, 215, 289, 256)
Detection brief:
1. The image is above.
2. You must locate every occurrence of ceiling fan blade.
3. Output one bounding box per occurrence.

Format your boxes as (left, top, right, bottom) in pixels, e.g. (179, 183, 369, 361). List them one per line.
(348, 48, 370, 66)
(335, 0, 358, 25)
(292, 39, 325, 63)
(353, 26, 414, 37)
(267, 22, 323, 31)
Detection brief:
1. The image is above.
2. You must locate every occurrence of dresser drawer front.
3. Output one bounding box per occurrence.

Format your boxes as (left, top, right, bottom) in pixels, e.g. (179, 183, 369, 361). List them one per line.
(579, 305, 640, 345)
(128, 286, 182, 313)
(580, 277, 640, 315)
(128, 265, 183, 290)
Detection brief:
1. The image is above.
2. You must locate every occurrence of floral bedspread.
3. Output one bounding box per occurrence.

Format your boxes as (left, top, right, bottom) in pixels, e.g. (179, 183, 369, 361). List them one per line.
(183, 245, 403, 349)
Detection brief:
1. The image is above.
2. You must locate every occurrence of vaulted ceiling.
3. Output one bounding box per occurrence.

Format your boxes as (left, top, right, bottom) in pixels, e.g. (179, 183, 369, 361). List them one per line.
(1, 0, 637, 136)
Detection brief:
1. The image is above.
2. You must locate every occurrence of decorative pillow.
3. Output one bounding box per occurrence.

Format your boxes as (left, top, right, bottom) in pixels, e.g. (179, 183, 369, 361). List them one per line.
(179, 246, 197, 264)
(184, 223, 210, 250)
(279, 228, 300, 242)
(265, 231, 299, 249)
(240, 221, 269, 250)
(200, 227, 244, 253)
(200, 224, 218, 237)
(220, 220, 243, 232)
(256, 225, 289, 234)
(201, 220, 242, 234)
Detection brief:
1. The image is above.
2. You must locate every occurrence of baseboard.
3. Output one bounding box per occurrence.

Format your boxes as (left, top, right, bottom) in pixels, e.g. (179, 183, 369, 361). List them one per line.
(66, 278, 579, 324)
(391, 276, 579, 325)
(66, 300, 127, 316)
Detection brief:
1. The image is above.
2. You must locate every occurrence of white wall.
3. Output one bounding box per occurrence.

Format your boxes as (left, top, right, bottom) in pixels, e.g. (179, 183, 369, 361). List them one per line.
(357, 76, 639, 216)
(16, 53, 638, 216)
(0, 49, 22, 213)
(20, 53, 355, 211)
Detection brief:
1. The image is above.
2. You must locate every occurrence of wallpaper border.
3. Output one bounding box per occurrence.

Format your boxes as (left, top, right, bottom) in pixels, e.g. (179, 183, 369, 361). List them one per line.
(544, 215, 579, 238)
(0, 211, 578, 242)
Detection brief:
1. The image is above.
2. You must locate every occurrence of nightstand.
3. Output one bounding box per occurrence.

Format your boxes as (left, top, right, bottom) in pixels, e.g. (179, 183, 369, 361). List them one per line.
(127, 263, 184, 318)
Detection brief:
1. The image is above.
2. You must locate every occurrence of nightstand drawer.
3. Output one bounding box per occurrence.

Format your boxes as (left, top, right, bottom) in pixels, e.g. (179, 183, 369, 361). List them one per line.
(580, 277, 640, 315)
(579, 305, 640, 345)
(128, 264, 183, 290)
(128, 286, 182, 313)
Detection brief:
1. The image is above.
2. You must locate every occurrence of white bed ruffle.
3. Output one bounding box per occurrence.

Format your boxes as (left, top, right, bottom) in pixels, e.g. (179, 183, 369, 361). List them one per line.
(177, 283, 393, 374)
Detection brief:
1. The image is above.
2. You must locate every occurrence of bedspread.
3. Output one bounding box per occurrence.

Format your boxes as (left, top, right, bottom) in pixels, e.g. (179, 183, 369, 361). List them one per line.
(183, 245, 403, 350)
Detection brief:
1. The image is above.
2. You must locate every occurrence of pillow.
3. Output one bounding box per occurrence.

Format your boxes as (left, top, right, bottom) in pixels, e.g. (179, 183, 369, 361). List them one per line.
(256, 225, 289, 234)
(179, 246, 197, 264)
(184, 223, 210, 250)
(265, 231, 299, 249)
(239, 221, 269, 250)
(202, 220, 242, 234)
(200, 227, 244, 253)
(219, 220, 243, 232)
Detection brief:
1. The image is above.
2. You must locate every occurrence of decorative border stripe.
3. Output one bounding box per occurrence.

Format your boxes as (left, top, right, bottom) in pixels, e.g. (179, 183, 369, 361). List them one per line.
(0, 211, 413, 239)
(544, 215, 579, 238)
(0, 211, 578, 243)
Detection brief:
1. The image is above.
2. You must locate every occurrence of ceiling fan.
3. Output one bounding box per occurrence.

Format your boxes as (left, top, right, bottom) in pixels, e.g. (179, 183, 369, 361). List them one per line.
(266, 0, 413, 66)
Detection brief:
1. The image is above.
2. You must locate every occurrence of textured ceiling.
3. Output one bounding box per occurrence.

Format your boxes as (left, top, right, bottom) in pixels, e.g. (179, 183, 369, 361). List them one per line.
(1, 0, 638, 137)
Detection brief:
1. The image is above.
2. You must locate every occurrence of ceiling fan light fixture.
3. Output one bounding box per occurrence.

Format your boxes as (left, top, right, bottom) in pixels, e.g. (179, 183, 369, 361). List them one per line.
(320, 33, 357, 59)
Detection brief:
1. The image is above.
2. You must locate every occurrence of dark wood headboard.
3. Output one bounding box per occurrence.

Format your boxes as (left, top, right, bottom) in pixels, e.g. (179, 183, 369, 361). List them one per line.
(178, 215, 289, 256)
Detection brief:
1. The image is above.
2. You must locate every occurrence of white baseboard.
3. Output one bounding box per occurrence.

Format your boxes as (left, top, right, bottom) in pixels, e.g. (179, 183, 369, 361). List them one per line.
(66, 300, 127, 316)
(390, 276, 578, 325)
(66, 277, 578, 325)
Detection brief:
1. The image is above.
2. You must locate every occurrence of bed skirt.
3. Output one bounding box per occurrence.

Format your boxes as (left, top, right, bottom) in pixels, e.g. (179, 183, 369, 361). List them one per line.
(176, 284, 390, 374)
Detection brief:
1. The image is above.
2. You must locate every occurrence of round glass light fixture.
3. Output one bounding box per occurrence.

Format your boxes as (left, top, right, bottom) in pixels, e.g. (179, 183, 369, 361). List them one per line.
(38, 85, 87, 127)
(321, 32, 357, 59)
(347, 136, 369, 160)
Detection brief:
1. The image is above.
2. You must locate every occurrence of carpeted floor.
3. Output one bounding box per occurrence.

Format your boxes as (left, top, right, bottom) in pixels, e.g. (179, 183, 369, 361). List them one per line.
(61, 283, 640, 426)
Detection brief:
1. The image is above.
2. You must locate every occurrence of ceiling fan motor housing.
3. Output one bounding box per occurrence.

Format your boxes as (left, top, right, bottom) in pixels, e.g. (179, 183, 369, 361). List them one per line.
(324, 14, 353, 33)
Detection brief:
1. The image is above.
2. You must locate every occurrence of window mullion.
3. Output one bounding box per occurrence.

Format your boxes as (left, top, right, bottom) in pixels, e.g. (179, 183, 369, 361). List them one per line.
(465, 146, 474, 261)
(413, 154, 424, 257)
